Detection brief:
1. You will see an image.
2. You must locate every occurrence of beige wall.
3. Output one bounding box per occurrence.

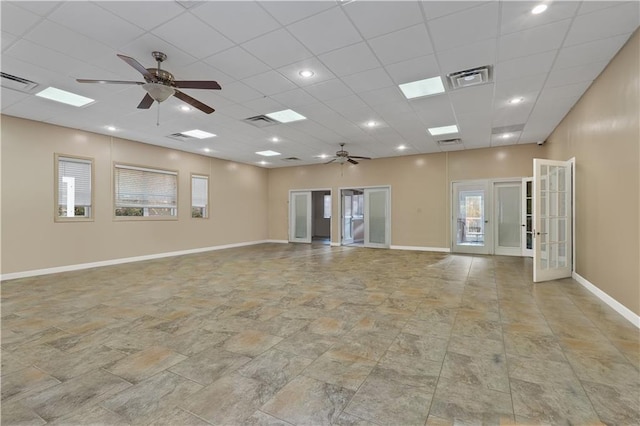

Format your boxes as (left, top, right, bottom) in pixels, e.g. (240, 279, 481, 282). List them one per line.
(267, 143, 545, 248)
(1, 115, 268, 275)
(546, 30, 640, 316)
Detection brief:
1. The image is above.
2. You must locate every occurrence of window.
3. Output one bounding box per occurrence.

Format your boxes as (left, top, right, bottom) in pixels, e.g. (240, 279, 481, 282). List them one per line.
(191, 174, 209, 218)
(323, 194, 331, 219)
(114, 164, 177, 218)
(55, 154, 93, 221)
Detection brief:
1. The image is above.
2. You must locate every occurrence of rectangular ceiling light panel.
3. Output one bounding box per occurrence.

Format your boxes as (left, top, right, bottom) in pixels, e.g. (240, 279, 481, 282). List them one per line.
(399, 76, 445, 99)
(35, 87, 94, 107)
(265, 109, 306, 123)
(256, 150, 281, 156)
(428, 124, 459, 136)
(181, 129, 216, 139)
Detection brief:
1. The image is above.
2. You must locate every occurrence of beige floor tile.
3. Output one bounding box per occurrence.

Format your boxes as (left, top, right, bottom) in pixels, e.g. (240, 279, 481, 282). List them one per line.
(105, 346, 187, 383)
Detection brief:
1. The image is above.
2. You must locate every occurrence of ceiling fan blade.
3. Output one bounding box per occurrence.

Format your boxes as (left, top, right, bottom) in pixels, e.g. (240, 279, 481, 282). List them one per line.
(117, 54, 152, 78)
(324, 159, 337, 164)
(76, 79, 144, 85)
(173, 80, 221, 90)
(137, 93, 154, 109)
(348, 158, 359, 165)
(174, 90, 215, 114)
(348, 156, 372, 160)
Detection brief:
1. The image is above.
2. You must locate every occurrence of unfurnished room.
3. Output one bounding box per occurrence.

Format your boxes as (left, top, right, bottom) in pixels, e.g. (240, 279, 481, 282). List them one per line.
(1, 1, 639, 425)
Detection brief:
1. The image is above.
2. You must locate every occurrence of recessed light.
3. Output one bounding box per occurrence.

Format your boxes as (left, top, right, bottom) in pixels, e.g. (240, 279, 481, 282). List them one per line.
(265, 109, 306, 123)
(509, 97, 524, 104)
(428, 125, 459, 136)
(318, 154, 329, 159)
(399, 76, 445, 99)
(531, 4, 547, 14)
(366, 120, 377, 127)
(397, 145, 407, 150)
(256, 150, 281, 157)
(501, 133, 512, 139)
(181, 129, 216, 139)
(203, 148, 211, 153)
(257, 160, 269, 166)
(106, 125, 117, 131)
(299, 69, 315, 78)
(180, 105, 191, 111)
(271, 137, 280, 142)
(35, 87, 94, 107)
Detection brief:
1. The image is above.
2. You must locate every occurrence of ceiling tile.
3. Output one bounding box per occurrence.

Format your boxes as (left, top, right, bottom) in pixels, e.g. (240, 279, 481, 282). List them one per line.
(410, 94, 456, 127)
(494, 50, 556, 80)
(564, 2, 639, 46)
(369, 24, 434, 66)
(318, 42, 381, 77)
(270, 88, 319, 108)
(5, 39, 89, 77)
(0, 87, 30, 110)
(545, 61, 609, 88)
(204, 47, 270, 80)
(323, 94, 369, 115)
(259, 1, 335, 26)
(494, 74, 546, 101)
(217, 81, 263, 104)
(498, 19, 571, 62)
(242, 28, 312, 68)
(241, 70, 297, 96)
(422, 1, 490, 21)
(359, 86, 406, 107)
(96, 1, 185, 31)
(287, 7, 361, 55)
(48, 2, 145, 49)
(554, 34, 630, 70)
(343, 0, 424, 38)
(577, 1, 631, 15)
(304, 79, 353, 102)
(195, 1, 281, 44)
(1, 31, 17, 52)
(491, 102, 535, 127)
(372, 101, 416, 123)
(11, 1, 61, 17)
(500, 1, 580, 35)
(243, 97, 286, 115)
(341, 68, 394, 94)
(384, 54, 440, 85)
(152, 12, 233, 59)
(168, 61, 234, 86)
(449, 83, 494, 117)
(436, 38, 496, 76)
(428, 2, 499, 52)
(538, 81, 594, 103)
(1, 3, 42, 37)
(277, 57, 336, 87)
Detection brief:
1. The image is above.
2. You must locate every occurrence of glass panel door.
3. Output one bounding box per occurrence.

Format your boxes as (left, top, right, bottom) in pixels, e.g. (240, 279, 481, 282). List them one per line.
(522, 178, 534, 257)
(452, 181, 490, 254)
(289, 191, 311, 243)
(533, 159, 572, 282)
(364, 187, 390, 248)
(342, 192, 354, 245)
(494, 182, 522, 256)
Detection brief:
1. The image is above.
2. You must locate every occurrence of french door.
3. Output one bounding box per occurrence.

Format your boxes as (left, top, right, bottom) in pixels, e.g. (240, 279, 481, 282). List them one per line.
(452, 181, 490, 254)
(522, 178, 534, 257)
(493, 182, 522, 256)
(533, 159, 572, 282)
(289, 191, 311, 243)
(364, 187, 390, 248)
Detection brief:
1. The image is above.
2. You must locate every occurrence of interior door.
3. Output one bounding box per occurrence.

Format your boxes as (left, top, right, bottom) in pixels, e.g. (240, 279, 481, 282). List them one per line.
(494, 182, 522, 256)
(364, 187, 390, 248)
(533, 159, 572, 282)
(522, 177, 534, 257)
(289, 191, 312, 243)
(452, 181, 490, 254)
(342, 191, 354, 245)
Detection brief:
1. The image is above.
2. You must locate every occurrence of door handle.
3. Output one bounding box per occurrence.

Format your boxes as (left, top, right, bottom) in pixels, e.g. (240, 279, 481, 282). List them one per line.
(536, 232, 548, 235)
(484, 220, 489, 223)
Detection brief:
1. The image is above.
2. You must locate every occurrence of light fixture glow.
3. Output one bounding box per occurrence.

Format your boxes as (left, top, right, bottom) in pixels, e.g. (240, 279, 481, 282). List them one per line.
(182, 129, 217, 139)
(265, 109, 306, 123)
(501, 133, 512, 139)
(106, 126, 117, 131)
(257, 160, 269, 165)
(318, 154, 329, 159)
(366, 120, 377, 127)
(256, 150, 281, 157)
(399, 76, 445, 99)
(142, 83, 175, 102)
(180, 105, 191, 111)
(271, 137, 280, 142)
(509, 97, 524, 104)
(397, 145, 407, 150)
(428, 124, 459, 136)
(203, 148, 211, 153)
(299, 69, 315, 78)
(531, 4, 547, 14)
(35, 87, 94, 107)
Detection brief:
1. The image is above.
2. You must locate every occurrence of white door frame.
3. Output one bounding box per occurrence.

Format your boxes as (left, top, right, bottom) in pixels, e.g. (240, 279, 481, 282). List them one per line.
(364, 186, 391, 249)
(288, 188, 332, 244)
(451, 180, 492, 255)
(339, 185, 391, 248)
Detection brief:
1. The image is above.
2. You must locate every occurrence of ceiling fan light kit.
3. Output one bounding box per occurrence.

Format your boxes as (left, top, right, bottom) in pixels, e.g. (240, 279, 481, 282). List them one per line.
(325, 143, 372, 166)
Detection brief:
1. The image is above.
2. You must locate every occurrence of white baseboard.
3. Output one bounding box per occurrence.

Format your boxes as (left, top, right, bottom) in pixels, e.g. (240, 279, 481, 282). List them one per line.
(390, 245, 451, 253)
(572, 272, 640, 329)
(330, 242, 340, 247)
(1, 240, 278, 281)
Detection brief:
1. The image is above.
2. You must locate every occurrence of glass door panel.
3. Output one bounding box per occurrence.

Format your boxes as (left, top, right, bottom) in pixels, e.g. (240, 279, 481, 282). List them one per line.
(452, 181, 490, 254)
(494, 182, 521, 256)
(289, 191, 311, 243)
(364, 187, 390, 248)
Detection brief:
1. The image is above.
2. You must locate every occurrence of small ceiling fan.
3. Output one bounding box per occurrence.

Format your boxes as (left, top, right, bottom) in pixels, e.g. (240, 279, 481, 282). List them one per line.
(325, 143, 372, 165)
(76, 51, 220, 114)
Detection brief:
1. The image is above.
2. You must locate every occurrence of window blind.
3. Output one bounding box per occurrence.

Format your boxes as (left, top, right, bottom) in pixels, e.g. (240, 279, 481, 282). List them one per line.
(58, 157, 91, 206)
(114, 165, 177, 208)
(192, 175, 208, 208)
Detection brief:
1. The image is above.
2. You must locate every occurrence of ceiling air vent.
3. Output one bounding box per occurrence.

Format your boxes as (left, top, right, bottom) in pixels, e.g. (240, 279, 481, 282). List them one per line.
(437, 138, 462, 146)
(491, 124, 525, 135)
(243, 115, 279, 128)
(1, 72, 39, 93)
(282, 157, 301, 162)
(166, 132, 196, 142)
(446, 65, 493, 90)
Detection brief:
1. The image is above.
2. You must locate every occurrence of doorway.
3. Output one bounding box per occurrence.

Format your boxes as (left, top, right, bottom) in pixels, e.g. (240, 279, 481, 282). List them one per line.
(341, 186, 390, 248)
(289, 189, 332, 245)
(452, 181, 490, 255)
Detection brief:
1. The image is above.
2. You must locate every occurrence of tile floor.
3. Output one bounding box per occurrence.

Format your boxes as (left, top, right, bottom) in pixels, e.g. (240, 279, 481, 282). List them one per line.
(1, 243, 639, 425)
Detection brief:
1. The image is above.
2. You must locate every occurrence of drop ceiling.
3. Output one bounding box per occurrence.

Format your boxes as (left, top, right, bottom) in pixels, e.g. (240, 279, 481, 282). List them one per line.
(1, 1, 638, 167)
